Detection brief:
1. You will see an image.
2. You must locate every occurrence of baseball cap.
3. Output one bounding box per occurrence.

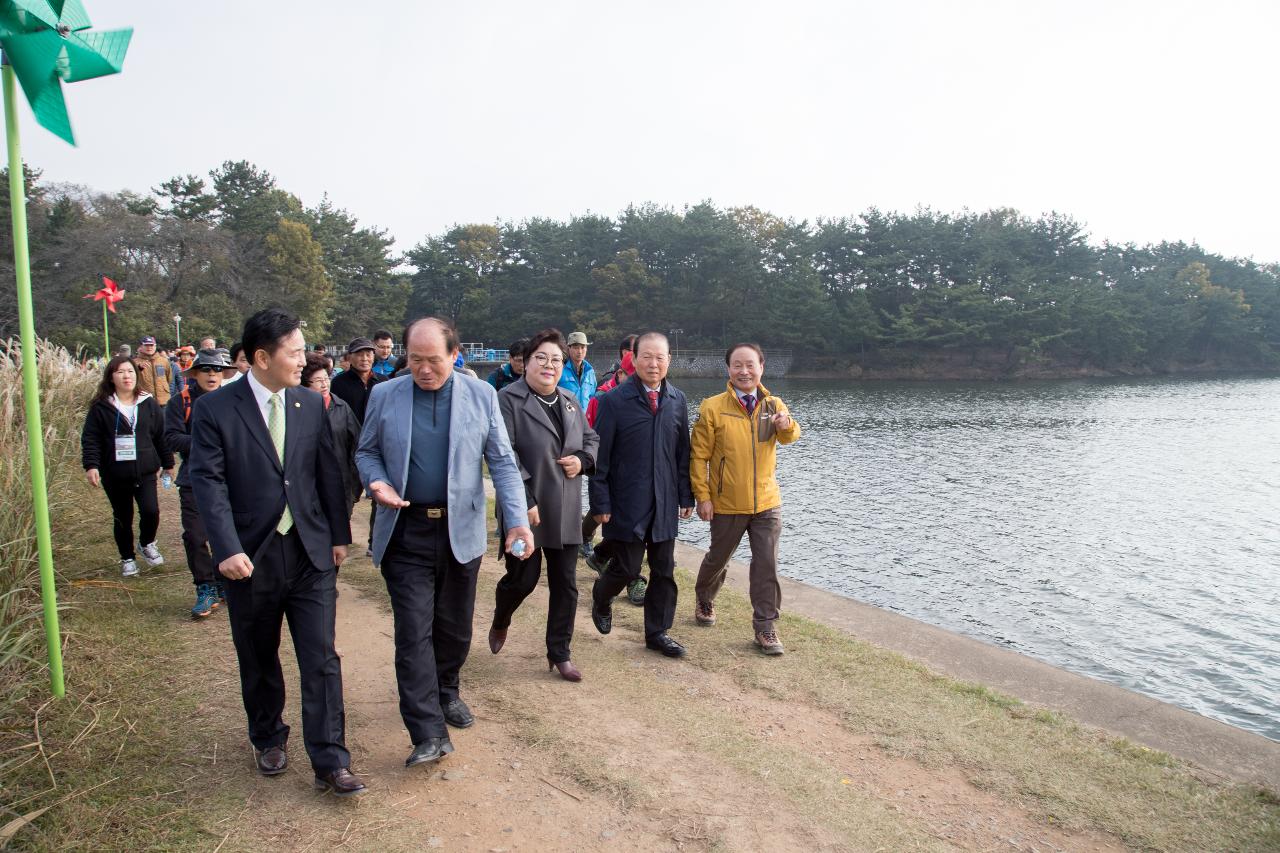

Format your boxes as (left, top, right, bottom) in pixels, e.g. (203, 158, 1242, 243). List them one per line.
(346, 337, 375, 355)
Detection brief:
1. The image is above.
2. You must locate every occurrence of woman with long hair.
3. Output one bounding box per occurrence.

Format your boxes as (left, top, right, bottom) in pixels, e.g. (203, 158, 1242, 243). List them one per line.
(82, 355, 175, 577)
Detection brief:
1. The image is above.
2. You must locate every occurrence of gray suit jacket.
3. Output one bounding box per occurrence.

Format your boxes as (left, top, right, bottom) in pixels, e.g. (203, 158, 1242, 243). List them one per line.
(355, 372, 527, 564)
(497, 378, 599, 549)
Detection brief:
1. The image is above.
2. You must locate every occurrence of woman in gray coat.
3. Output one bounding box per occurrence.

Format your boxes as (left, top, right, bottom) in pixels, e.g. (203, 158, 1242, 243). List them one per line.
(489, 329, 599, 681)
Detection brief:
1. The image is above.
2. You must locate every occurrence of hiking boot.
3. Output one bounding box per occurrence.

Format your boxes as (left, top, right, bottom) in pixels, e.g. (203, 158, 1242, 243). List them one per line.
(578, 541, 594, 560)
(191, 583, 217, 618)
(584, 552, 608, 574)
(626, 576, 647, 606)
(695, 600, 716, 626)
(755, 630, 785, 656)
(120, 558, 139, 578)
(140, 542, 164, 567)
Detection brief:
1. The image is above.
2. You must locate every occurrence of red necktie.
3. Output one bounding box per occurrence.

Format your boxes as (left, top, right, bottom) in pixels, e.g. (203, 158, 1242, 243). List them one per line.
(647, 389, 659, 414)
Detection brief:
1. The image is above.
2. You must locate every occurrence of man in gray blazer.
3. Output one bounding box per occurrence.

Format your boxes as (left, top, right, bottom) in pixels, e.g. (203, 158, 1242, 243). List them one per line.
(356, 317, 533, 768)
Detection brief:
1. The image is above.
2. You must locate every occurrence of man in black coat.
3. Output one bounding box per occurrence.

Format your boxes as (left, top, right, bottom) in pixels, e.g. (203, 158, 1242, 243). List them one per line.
(188, 308, 365, 797)
(330, 337, 385, 424)
(588, 331, 695, 657)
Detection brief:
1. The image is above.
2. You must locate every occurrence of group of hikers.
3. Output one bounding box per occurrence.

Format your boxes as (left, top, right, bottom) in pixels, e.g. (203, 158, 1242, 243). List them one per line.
(80, 309, 800, 797)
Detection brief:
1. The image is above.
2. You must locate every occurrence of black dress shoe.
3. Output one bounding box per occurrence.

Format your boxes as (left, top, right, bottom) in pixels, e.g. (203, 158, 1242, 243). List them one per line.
(443, 697, 474, 729)
(255, 745, 287, 776)
(645, 633, 686, 658)
(488, 626, 507, 654)
(406, 736, 455, 767)
(313, 767, 367, 797)
(590, 582, 613, 634)
(591, 602, 612, 634)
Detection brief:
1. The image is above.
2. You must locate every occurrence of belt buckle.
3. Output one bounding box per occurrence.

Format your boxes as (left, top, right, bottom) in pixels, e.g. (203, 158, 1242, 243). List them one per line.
(426, 507, 443, 519)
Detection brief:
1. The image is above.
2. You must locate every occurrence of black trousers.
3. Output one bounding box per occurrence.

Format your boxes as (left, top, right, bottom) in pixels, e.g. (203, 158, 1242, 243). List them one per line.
(102, 473, 159, 560)
(222, 529, 349, 774)
(380, 509, 480, 743)
(593, 537, 677, 641)
(492, 545, 579, 663)
(178, 486, 216, 585)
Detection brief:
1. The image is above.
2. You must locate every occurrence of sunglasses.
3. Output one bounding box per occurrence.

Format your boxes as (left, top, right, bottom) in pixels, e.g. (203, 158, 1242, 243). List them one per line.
(195, 366, 222, 374)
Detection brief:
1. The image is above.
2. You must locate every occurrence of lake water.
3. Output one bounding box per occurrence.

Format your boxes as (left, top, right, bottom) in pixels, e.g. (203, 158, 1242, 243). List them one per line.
(673, 375, 1280, 742)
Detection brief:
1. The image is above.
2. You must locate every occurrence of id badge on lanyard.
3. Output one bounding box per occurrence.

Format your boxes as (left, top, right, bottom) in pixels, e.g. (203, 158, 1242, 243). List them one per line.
(113, 402, 138, 461)
(114, 435, 137, 461)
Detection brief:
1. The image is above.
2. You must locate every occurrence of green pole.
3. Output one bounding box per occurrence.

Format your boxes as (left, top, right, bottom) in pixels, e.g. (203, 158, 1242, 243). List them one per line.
(3, 63, 65, 698)
(102, 298, 108, 356)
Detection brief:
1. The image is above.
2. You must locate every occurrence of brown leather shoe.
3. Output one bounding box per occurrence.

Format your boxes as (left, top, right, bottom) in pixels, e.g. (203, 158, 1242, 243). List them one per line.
(255, 745, 287, 776)
(314, 767, 367, 797)
(548, 658, 582, 682)
(488, 626, 507, 654)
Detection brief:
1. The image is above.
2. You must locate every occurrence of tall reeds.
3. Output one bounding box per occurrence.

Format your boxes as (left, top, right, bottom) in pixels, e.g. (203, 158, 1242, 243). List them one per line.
(0, 340, 96, 709)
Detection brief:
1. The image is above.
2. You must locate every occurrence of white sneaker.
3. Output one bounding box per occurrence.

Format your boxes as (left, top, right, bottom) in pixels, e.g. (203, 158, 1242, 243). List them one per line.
(140, 542, 164, 566)
(121, 558, 139, 577)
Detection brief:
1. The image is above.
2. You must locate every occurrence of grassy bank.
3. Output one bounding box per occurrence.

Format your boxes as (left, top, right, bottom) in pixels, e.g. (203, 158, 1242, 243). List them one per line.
(0, 342, 96, 711)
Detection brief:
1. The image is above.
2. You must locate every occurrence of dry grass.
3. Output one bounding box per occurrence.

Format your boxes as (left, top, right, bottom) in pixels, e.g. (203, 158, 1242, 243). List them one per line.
(674, 567, 1280, 852)
(0, 341, 97, 709)
(0, 497, 237, 849)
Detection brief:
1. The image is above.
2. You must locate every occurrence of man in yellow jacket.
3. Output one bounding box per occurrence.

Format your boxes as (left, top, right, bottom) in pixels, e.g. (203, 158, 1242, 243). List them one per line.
(689, 343, 800, 655)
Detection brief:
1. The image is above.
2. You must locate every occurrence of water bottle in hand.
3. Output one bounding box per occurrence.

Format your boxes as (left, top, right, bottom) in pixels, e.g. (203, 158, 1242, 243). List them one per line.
(161, 473, 173, 490)
(511, 538, 527, 558)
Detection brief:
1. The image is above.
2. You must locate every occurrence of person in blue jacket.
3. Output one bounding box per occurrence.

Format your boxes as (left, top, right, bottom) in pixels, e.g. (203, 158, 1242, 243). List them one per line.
(557, 331, 597, 408)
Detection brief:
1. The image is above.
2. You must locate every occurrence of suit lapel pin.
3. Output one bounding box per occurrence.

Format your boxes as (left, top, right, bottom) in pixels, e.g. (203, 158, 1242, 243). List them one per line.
(294, 401, 301, 408)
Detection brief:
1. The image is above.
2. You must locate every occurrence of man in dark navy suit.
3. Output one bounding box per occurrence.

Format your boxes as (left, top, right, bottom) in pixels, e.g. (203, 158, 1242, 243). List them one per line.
(189, 308, 365, 797)
(589, 331, 695, 657)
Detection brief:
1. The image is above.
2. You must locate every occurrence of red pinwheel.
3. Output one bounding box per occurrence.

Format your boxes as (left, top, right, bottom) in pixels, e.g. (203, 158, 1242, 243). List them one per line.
(85, 274, 123, 354)
(85, 275, 124, 312)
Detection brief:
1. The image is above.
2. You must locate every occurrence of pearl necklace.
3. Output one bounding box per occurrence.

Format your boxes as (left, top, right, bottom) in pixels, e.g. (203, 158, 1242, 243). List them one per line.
(533, 390, 559, 407)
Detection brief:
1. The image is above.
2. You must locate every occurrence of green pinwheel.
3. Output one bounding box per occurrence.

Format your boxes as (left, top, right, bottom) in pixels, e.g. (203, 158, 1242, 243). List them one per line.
(0, 0, 131, 144)
(1, 0, 131, 699)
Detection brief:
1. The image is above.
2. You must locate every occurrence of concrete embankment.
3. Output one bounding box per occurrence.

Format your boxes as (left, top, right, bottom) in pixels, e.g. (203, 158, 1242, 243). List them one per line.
(672, 540, 1280, 791)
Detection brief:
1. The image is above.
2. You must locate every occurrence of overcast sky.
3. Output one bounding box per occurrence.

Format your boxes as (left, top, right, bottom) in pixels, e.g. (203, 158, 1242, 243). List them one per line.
(20, 1, 1280, 261)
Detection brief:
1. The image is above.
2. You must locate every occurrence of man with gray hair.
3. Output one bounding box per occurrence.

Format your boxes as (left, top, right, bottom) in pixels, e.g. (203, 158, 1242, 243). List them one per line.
(357, 317, 533, 767)
(588, 331, 694, 657)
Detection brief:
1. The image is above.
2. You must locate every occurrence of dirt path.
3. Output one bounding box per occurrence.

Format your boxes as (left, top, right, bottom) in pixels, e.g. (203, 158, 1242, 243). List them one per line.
(175, 502, 1128, 853)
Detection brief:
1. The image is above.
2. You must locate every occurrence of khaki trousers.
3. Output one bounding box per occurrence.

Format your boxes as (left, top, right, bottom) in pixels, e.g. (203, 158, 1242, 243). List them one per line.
(694, 508, 783, 633)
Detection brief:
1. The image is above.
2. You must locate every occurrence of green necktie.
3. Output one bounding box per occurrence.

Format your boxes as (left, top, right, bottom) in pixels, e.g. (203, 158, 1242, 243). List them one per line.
(268, 393, 293, 535)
